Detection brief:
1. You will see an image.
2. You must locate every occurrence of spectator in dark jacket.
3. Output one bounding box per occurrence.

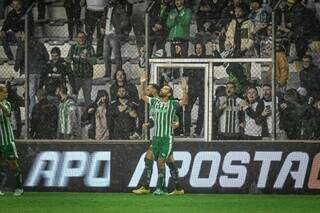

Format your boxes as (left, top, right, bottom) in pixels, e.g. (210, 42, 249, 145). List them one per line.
(41, 47, 75, 101)
(300, 54, 320, 99)
(148, 0, 173, 57)
(279, 88, 304, 140)
(110, 69, 139, 103)
(102, 0, 132, 79)
(289, 0, 319, 60)
(5, 80, 24, 138)
(30, 89, 58, 139)
(108, 86, 138, 140)
(14, 37, 49, 115)
(81, 90, 110, 140)
(0, 0, 26, 60)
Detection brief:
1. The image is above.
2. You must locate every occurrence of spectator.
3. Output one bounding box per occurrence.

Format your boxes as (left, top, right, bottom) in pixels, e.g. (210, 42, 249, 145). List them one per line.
(130, 0, 152, 52)
(262, 25, 289, 93)
(279, 88, 303, 140)
(30, 89, 58, 139)
(110, 69, 139, 103)
(166, 0, 192, 57)
(81, 90, 110, 140)
(66, 32, 97, 106)
(225, 4, 255, 57)
(102, 0, 132, 79)
(108, 86, 138, 140)
(195, 0, 216, 35)
(306, 98, 320, 139)
(14, 37, 49, 115)
(41, 47, 75, 103)
(57, 86, 80, 139)
(300, 54, 320, 99)
(215, 82, 243, 140)
(240, 86, 265, 140)
(148, 0, 173, 57)
(225, 4, 255, 78)
(249, 0, 269, 34)
(183, 42, 206, 137)
(260, 84, 284, 139)
(64, 0, 82, 41)
(5, 80, 24, 139)
(82, 0, 107, 58)
(249, 0, 269, 56)
(212, 85, 226, 139)
(0, 0, 27, 61)
(218, 0, 249, 52)
(297, 87, 315, 139)
(289, 0, 319, 60)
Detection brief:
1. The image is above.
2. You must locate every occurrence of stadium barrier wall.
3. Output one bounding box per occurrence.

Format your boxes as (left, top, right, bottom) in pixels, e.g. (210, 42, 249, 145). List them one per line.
(7, 141, 320, 194)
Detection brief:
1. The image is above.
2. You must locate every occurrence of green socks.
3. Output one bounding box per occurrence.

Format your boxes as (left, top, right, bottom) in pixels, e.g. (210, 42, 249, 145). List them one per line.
(14, 168, 23, 189)
(144, 158, 153, 189)
(167, 161, 181, 190)
(157, 166, 166, 191)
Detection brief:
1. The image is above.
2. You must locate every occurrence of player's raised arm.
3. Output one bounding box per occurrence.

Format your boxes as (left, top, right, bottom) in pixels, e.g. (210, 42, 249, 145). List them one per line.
(140, 72, 150, 103)
(179, 78, 188, 106)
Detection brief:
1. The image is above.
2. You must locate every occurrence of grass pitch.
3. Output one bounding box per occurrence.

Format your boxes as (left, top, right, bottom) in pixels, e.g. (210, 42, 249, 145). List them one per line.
(0, 192, 319, 213)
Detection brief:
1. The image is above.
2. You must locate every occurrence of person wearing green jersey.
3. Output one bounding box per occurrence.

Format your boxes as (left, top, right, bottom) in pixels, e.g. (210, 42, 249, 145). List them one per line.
(0, 85, 23, 196)
(133, 83, 184, 196)
(138, 73, 188, 195)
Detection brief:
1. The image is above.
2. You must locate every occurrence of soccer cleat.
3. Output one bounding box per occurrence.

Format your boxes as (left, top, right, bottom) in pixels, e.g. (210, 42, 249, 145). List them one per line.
(169, 188, 185, 196)
(153, 188, 168, 196)
(0, 191, 4, 196)
(132, 186, 150, 195)
(13, 188, 24, 196)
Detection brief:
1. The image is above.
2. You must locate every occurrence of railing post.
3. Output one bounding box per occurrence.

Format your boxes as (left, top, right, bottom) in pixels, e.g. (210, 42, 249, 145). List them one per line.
(271, 0, 282, 140)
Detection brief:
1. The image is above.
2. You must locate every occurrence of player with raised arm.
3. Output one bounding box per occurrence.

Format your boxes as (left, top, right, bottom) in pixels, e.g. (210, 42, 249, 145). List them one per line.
(0, 85, 23, 196)
(133, 83, 184, 195)
(137, 73, 188, 195)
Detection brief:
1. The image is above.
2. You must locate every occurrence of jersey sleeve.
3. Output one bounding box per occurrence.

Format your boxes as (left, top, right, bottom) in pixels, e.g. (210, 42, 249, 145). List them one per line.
(0, 100, 12, 116)
(172, 99, 179, 109)
(148, 97, 159, 107)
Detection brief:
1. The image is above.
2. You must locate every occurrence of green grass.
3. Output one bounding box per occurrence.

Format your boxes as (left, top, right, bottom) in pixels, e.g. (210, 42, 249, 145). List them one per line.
(0, 192, 319, 213)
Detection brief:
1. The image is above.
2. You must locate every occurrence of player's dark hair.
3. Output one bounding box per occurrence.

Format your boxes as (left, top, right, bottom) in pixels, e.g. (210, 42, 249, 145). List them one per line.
(51, 47, 61, 55)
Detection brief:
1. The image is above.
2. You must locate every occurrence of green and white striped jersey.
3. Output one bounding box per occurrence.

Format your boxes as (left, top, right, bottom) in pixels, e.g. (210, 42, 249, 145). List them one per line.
(0, 100, 15, 146)
(149, 97, 179, 137)
(58, 97, 79, 135)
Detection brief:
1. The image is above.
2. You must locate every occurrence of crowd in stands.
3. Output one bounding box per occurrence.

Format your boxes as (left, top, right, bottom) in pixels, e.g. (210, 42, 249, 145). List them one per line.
(1, 0, 320, 140)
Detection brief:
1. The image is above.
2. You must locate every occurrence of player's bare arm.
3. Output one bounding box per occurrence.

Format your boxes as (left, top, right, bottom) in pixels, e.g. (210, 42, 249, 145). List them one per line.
(140, 72, 149, 103)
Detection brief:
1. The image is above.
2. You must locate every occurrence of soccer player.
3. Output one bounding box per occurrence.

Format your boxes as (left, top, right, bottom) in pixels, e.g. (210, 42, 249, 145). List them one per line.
(137, 73, 188, 195)
(0, 84, 23, 196)
(133, 83, 184, 195)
